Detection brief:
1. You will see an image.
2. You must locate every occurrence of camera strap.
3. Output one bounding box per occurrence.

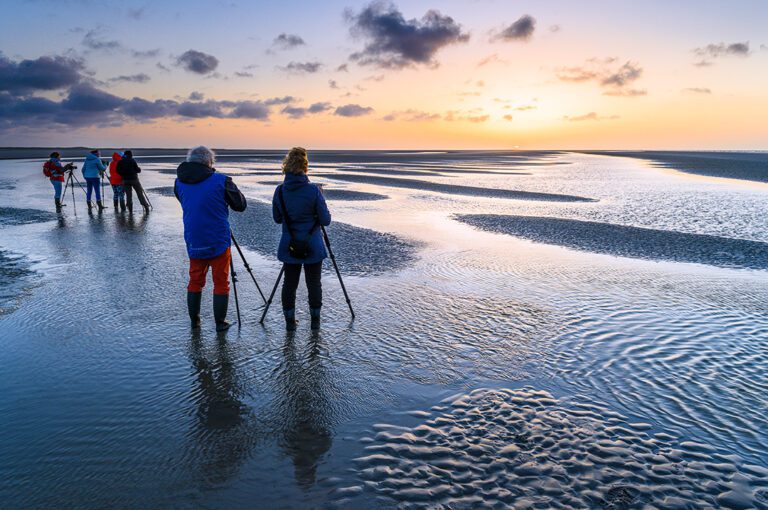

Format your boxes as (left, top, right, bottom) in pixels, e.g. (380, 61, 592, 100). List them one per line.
(278, 184, 319, 240)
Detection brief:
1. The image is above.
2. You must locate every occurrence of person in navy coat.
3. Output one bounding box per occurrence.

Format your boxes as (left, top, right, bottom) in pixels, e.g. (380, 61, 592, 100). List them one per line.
(272, 147, 331, 331)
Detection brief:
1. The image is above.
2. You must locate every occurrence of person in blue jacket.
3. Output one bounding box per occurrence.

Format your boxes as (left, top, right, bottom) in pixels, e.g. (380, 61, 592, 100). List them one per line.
(175, 146, 247, 332)
(272, 147, 331, 331)
(82, 149, 107, 211)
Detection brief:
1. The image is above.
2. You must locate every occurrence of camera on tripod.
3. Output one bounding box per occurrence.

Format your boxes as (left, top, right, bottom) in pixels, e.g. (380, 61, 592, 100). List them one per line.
(64, 163, 77, 172)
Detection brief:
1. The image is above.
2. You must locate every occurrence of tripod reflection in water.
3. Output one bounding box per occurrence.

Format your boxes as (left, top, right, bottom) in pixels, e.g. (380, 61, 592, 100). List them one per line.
(276, 334, 334, 490)
(187, 332, 256, 485)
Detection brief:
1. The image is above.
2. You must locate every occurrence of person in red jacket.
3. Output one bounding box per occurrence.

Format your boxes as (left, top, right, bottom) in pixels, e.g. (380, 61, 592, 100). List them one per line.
(108, 152, 125, 211)
(44, 151, 67, 211)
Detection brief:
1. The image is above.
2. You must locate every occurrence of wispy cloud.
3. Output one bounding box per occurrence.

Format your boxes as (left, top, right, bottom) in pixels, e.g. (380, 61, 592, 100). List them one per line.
(557, 59, 646, 97)
(281, 102, 333, 119)
(444, 109, 489, 123)
(562, 112, 619, 121)
(491, 15, 536, 42)
(477, 53, 508, 67)
(108, 73, 151, 84)
(345, 1, 469, 69)
(692, 42, 750, 67)
(682, 87, 712, 94)
(383, 109, 441, 121)
(279, 61, 323, 73)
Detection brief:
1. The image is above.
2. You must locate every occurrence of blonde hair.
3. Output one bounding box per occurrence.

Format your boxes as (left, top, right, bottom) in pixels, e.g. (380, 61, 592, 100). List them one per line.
(282, 147, 308, 175)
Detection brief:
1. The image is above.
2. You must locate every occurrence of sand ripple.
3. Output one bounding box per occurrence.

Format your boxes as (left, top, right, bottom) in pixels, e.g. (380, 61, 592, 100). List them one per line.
(338, 388, 768, 508)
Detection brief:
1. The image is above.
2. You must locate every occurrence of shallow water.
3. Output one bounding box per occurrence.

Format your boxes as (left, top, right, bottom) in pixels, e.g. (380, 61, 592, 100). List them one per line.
(0, 151, 767, 508)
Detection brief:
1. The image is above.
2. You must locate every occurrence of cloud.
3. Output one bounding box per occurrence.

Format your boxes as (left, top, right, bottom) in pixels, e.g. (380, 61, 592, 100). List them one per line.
(82, 30, 122, 52)
(329, 79, 339, 89)
(562, 112, 619, 121)
(513, 105, 536, 111)
(62, 83, 125, 112)
(477, 53, 508, 67)
(557, 59, 646, 97)
(127, 6, 146, 19)
(263, 96, 296, 105)
(334, 103, 374, 117)
(345, 1, 469, 69)
(176, 50, 219, 74)
(131, 49, 160, 59)
(109, 73, 151, 84)
(692, 42, 750, 67)
(235, 71, 254, 78)
(503, 114, 513, 121)
(444, 109, 489, 123)
(682, 87, 712, 94)
(188, 91, 204, 101)
(280, 61, 323, 73)
(492, 15, 536, 42)
(0, 54, 85, 95)
(383, 109, 440, 121)
(228, 101, 271, 119)
(694, 42, 750, 58)
(271, 33, 306, 51)
(336, 63, 349, 72)
(281, 102, 332, 119)
(549, 24, 561, 33)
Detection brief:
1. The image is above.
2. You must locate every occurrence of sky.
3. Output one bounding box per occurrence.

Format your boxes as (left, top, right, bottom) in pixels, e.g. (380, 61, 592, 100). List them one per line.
(1, 0, 766, 149)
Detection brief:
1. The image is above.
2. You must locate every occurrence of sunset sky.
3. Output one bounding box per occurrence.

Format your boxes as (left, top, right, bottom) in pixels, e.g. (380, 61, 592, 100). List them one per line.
(1, 0, 766, 149)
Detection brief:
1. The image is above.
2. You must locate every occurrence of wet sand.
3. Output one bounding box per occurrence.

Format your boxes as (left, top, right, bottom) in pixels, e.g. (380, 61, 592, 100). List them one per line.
(583, 150, 768, 183)
(456, 214, 768, 270)
(0, 151, 766, 508)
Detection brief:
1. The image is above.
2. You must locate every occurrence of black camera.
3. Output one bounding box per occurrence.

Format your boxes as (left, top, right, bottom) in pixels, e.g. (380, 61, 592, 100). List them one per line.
(64, 163, 77, 171)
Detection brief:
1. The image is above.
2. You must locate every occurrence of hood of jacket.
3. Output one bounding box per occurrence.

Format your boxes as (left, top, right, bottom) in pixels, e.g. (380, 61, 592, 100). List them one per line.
(111, 152, 122, 161)
(177, 161, 215, 184)
(282, 171, 310, 192)
(85, 152, 101, 163)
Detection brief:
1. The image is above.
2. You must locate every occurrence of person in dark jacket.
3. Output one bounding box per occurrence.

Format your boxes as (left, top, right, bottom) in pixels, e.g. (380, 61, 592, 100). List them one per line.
(116, 150, 149, 214)
(175, 146, 247, 332)
(272, 147, 331, 331)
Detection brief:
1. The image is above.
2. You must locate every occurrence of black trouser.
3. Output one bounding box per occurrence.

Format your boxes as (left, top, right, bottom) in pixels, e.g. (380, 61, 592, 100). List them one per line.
(282, 262, 322, 311)
(123, 179, 148, 209)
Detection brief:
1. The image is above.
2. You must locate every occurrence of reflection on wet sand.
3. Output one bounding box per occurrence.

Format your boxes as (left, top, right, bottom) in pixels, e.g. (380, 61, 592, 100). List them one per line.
(276, 334, 334, 490)
(187, 332, 255, 486)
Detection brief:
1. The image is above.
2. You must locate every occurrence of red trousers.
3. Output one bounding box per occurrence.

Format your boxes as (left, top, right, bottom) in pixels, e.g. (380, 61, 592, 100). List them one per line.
(188, 247, 230, 295)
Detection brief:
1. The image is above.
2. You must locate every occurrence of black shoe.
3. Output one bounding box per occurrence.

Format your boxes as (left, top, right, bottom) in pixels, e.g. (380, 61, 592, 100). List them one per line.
(213, 294, 231, 332)
(187, 291, 202, 329)
(310, 307, 321, 330)
(87, 201, 93, 211)
(284, 308, 297, 331)
(127, 203, 133, 214)
(54, 199, 62, 211)
(96, 200, 106, 211)
(119, 199, 126, 212)
(143, 204, 150, 214)
(113, 199, 118, 209)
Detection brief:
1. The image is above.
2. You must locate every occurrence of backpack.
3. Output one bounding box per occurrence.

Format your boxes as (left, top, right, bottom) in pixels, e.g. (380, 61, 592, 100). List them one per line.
(42, 161, 53, 178)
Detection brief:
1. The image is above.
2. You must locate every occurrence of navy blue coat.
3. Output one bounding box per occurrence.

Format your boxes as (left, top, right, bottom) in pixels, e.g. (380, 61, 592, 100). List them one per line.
(272, 172, 331, 265)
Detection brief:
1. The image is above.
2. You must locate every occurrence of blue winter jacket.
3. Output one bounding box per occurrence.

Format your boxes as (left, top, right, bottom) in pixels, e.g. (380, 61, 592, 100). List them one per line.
(272, 173, 331, 265)
(82, 152, 106, 179)
(174, 161, 247, 260)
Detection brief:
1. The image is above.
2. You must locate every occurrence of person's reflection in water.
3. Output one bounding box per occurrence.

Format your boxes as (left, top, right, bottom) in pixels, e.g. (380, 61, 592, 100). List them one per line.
(187, 331, 255, 485)
(115, 209, 148, 232)
(277, 333, 334, 490)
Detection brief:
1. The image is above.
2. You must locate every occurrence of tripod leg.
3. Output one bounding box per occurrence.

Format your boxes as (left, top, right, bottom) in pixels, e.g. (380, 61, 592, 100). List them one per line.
(230, 254, 241, 328)
(259, 265, 284, 324)
(230, 233, 267, 304)
(321, 226, 355, 319)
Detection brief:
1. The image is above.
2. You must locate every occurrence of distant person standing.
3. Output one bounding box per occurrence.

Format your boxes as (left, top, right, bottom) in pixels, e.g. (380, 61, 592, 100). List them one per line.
(174, 146, 247, 332)
(116, 150, 149, 214)
(108, 151, 126, 212)
(82, 149, 106, 212)
(43, 151, 67, 211)
(272, 147, 331, 331)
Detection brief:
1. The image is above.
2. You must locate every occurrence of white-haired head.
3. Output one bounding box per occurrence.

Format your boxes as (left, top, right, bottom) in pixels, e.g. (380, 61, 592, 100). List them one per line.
(186, 146, 216, 167)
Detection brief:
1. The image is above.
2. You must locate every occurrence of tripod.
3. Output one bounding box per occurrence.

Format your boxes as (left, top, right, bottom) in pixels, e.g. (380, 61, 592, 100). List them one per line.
(260, 225, 354, 324)
(228, 231, 268, 329)
(62, 168, 87, 216)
